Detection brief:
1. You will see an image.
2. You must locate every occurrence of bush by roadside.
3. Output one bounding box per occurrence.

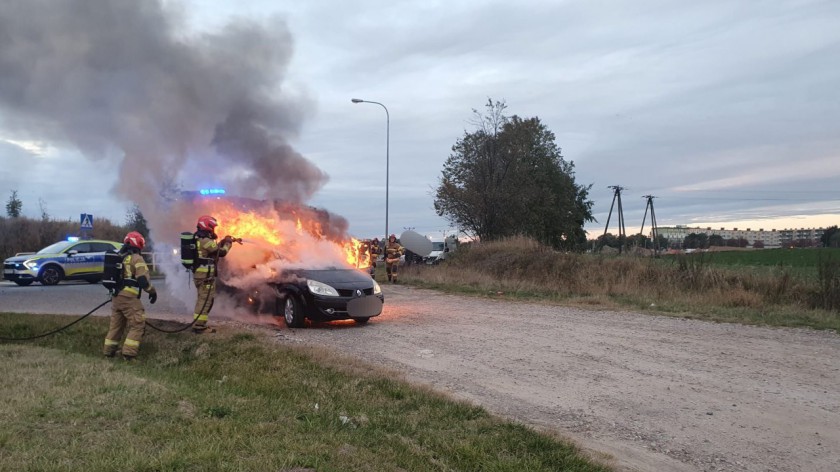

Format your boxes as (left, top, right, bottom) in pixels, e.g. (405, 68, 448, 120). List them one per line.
(0, 215, 128, 262)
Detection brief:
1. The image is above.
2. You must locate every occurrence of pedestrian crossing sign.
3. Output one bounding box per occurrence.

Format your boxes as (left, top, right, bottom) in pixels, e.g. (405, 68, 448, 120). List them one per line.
(80, 213, 94, 230)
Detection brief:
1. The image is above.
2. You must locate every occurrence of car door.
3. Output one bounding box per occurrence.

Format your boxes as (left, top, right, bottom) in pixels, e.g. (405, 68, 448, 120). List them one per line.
(88, 242, 117, 273)
(64, 242, 93, 276)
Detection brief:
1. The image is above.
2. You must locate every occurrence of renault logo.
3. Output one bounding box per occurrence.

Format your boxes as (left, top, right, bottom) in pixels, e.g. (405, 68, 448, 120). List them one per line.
(355, 289, 362, 297)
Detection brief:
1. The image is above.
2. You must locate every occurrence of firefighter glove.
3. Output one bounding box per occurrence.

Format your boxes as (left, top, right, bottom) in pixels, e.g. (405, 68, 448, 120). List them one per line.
(148, 289, 158, 304)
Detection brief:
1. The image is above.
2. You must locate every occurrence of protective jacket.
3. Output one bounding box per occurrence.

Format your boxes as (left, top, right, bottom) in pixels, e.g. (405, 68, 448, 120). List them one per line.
(385, 242, 404, 262)
(104, 251, 154, 358)
(117, 253, 155, 298)
(192, 233, 233, 332)
(194, 232, 233, 279)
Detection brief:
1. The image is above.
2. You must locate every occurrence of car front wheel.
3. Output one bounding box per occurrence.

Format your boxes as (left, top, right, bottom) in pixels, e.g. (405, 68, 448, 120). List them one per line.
(283, 295, 306, 328)
(39, 266, 64, 286)
(352, 317, 370, 324)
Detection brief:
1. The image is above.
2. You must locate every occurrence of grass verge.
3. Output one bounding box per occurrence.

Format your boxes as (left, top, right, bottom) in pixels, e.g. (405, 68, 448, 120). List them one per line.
(399, 237, 840, 331)
(0, 313, 608, 472)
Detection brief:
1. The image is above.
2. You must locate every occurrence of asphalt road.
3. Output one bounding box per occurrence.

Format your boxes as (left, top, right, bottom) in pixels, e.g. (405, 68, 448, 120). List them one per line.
(0, 279, 194, 321)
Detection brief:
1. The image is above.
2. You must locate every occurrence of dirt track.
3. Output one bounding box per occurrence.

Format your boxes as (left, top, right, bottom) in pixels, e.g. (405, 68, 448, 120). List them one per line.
(274, 285, 840, 472)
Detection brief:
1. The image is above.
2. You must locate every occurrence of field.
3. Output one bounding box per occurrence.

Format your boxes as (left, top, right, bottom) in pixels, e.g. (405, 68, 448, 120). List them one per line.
(400, 238, 840, 331)
(0, 313, 608, 472)
(682, 247, 840, 273)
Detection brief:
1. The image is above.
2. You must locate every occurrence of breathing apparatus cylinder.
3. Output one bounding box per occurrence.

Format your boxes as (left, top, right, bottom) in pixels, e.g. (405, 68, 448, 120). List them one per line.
(101, 251, 124, 295)
(180, 232, 197, 270)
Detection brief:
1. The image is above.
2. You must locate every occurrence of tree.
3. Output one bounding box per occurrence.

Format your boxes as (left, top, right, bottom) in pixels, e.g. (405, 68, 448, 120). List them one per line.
(683, 232, 708, 249)
(708, 234, 725, 247)
(125, 204, 150, 247)
(821, 226, 839, 248)
(752, 240, 765, 249)
(6, 190, 22, 217)
(38, 198, 49, 221)
(627, 233, 650, 248)
(654, 234, 670, 250)
(434, 99, 594, 250)
(595, 232, 619, 250)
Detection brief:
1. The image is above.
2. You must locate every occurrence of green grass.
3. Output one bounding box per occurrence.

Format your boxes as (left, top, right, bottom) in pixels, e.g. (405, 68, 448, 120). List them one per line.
(688, 247, 840, 268)
(0, 313, 609, 472)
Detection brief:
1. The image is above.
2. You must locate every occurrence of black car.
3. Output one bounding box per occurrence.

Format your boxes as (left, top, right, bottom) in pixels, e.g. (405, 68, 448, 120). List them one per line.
(233, 268, 384, 328)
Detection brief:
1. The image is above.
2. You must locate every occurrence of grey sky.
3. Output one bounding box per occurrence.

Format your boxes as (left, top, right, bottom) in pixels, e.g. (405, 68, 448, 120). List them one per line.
(1, 0, 838, 239)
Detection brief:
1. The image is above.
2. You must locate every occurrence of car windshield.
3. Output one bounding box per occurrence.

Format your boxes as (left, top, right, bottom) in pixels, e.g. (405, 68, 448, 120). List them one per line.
(37, 241, 74, 254)
(432, 242, 445, 251)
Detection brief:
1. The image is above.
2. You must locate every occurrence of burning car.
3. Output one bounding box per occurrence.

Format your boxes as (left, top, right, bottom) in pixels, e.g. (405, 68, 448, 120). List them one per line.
(181, 194, 384, 327)
(244, 268, 383, 327)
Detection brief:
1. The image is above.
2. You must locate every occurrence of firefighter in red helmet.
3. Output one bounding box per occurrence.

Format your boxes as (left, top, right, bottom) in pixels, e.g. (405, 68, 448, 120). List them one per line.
(384, 234, 404, 283)
(103, 231, 157, 361)
(192, 215, 235, 333)
(369, 237, 382, 279)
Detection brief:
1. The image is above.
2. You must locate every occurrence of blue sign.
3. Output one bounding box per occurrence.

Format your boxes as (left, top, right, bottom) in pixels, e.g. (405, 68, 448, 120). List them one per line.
(199, 188, 226, 196)
(80, 213, 94, 230)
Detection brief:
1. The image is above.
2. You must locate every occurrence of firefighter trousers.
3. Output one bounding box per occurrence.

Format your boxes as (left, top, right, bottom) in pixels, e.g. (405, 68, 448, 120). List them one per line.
(103, 295, 146, 358)
(193, 275, 216, 330)
(386, 259, 399, 282)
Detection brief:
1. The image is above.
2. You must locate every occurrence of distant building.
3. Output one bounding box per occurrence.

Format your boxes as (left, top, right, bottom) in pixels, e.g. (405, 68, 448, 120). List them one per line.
(657, 225, 826, 248)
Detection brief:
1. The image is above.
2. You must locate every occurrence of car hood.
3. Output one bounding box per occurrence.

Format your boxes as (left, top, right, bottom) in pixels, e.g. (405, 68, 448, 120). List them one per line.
(293, 268, 373, 285)
(4, 254, 53, 263)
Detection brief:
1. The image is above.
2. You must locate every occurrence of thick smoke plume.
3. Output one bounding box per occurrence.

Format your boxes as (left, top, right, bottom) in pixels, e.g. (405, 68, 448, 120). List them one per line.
(0, 0, 326, 209)
(0, 1, 351, 314)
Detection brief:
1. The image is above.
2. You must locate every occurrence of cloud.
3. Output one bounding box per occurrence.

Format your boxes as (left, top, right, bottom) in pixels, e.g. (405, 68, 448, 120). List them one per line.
(2, 0, 838, 239)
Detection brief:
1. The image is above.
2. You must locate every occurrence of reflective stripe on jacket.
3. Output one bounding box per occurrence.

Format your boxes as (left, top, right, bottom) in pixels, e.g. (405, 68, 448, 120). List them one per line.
(118, 253, 153, 298)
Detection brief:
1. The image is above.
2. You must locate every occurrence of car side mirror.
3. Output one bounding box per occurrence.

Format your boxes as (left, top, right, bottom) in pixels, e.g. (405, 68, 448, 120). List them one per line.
(67, 250, 78, 256)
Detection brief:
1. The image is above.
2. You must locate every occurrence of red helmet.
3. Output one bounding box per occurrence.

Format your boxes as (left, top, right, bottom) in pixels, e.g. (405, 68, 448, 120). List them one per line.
(124, 231, 146, 250)
(197, 215, 218, 232)
(389, 234, 397, 242)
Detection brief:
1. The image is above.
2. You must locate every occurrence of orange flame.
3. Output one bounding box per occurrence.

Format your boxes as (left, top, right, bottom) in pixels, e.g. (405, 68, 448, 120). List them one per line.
(217, 211, 284, 246)
(196, 199, 370, 269)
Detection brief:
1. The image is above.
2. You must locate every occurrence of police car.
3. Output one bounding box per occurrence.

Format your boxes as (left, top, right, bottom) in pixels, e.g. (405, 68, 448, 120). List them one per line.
(3, 239, 122, 286)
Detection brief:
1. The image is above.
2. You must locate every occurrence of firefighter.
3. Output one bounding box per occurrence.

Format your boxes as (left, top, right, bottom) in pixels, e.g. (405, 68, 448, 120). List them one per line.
(103, 231, 156, 361)
(384, 234, 404, 283)
(358, 239, 371, 269)
(369, 237, 382, 279)
(192, 215, 235, 334)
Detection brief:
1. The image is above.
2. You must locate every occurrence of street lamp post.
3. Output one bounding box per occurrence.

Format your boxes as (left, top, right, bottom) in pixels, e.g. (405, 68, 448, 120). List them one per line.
(351, 98, 390, 243)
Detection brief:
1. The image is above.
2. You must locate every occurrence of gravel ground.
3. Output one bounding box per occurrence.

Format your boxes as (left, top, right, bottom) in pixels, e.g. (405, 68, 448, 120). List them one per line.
(2, 281, 839, 471)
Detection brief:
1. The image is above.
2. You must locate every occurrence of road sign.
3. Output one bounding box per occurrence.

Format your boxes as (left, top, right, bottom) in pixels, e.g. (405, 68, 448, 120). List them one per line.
(80, 213, 94, 230)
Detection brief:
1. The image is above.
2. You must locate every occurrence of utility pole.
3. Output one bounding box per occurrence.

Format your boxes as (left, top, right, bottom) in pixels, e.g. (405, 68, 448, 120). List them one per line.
(602, 185, 627, 253)
(640, 195, 660, 256)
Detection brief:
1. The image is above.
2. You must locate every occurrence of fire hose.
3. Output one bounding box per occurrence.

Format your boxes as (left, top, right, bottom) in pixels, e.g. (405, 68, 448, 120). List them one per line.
(144, 274, 214, 333)
(0, 298, 112, 341)
(145, 236, 244, 333)
(3, 237, 245, 340)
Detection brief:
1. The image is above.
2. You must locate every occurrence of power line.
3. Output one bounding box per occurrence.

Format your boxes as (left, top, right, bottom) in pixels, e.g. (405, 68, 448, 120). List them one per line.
(640, 195, 660, 255)
(602, 186, 627, 254)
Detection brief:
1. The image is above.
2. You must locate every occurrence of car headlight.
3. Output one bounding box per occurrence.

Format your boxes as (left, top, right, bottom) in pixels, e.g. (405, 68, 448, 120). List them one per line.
(372, 280, 382, 295)
(23, 259, 39, 271)
(306, 279, 339, 297)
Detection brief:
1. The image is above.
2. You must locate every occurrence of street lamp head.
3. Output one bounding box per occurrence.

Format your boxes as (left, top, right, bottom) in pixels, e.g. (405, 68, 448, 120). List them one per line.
(351, 98, 364, 103)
